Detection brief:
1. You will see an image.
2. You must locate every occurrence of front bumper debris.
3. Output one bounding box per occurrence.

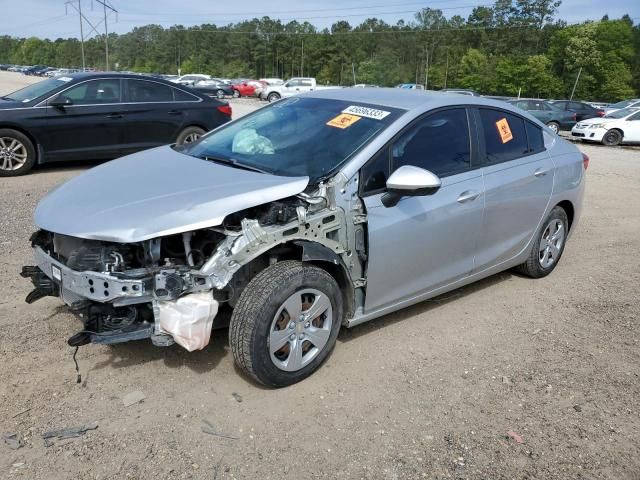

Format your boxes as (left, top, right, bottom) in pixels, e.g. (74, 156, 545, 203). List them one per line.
(30, 246, 149, 307)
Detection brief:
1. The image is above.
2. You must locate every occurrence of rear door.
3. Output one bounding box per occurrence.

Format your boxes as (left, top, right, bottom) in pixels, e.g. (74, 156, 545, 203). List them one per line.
(43, 78, 124, 160)
(473, 108, 554, 272)
(362, 107, 485, 313)
(119, 78, 195, 153)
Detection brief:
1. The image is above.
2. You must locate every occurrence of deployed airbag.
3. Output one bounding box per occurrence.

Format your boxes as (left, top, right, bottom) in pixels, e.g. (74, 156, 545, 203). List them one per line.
(158, 292, 218, 351)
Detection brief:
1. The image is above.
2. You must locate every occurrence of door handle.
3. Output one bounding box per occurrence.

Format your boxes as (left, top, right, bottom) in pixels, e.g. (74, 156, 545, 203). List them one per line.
(534, 168, 549, 177)
(168, 110, 183, 115)
(457, 190, 480, 203)
(105, 113, 122, 119)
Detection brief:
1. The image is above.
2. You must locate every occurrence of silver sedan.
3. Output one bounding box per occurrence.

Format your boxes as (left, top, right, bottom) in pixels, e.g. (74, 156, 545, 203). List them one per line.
(23, 89, 586, 387)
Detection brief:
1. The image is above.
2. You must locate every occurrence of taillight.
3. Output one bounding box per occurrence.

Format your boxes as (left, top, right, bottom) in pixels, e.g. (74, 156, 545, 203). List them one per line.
(572, 113, 577, 121)
(217, 105, 232, 116)
(582, 152, 589, 170)
(597, 110, 605, 117)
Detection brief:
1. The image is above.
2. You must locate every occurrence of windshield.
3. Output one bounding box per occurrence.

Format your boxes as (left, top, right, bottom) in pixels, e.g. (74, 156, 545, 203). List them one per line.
(182, 97, 402, 182)
(604, 107, 638, 119)
(608, 99, 638, 109)
(2, 77, 74, 102)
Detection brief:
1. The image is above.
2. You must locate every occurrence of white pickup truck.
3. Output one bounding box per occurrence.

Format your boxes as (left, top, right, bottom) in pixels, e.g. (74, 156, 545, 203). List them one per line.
(260, 77, 341, 102)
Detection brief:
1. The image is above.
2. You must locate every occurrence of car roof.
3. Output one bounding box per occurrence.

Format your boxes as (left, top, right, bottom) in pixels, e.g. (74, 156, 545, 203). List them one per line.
(305, 87, 522, 112)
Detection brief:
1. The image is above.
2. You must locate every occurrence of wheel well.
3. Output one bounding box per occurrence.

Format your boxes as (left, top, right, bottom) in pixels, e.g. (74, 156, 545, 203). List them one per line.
(0, 124, 40, 163)
(182, 123, 207, 132)
(231, 242, 355, 319)
(556, 200, 574, 230)
(608, 127, 624, 137)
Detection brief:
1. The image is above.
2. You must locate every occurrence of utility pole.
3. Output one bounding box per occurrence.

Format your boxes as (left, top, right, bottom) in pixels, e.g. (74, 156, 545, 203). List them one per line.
(570, 66, 583, 100)
(352, 62, 356, 85)
(300, 39, 304, 77)
(65, 0, 86, 70)
(95, 0, 117, 71)
(424, 44, 429, 89)
(444, 49, 449, 89)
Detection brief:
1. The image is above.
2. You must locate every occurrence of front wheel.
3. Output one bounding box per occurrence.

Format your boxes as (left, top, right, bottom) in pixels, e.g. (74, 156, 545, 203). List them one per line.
(229, 260, 343, 387)
(516, 206, 569, 278)
(546, 121, 560, 134)
(0, 129, 36, 177)
(267, 92, 281, 103)
(216, 89, 225, 99)
(232, 90, 240, 98)
(602, 129, 622, 146)
(176, 126, 205, 145)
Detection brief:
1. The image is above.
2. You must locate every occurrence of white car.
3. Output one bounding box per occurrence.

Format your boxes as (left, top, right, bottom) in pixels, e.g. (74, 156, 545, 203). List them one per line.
(604, 98, 640, 115)
(172, 74, 211, 86)
(571, 107, 640, 146)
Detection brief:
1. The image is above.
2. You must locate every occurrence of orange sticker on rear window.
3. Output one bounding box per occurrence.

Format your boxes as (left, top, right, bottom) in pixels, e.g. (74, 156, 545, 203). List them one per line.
(496, 118, 513, 143)
(327, 113, 362, 129)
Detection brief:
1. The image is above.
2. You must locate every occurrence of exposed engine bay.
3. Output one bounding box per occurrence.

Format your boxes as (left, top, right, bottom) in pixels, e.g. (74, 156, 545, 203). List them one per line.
(22, 177, 367, 351)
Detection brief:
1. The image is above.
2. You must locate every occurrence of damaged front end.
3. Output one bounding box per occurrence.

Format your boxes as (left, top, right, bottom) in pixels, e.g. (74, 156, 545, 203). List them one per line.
(22, 180, 365, 352)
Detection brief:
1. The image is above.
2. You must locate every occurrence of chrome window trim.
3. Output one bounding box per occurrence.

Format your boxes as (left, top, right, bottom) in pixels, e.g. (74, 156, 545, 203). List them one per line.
(35, 77, 202, 107)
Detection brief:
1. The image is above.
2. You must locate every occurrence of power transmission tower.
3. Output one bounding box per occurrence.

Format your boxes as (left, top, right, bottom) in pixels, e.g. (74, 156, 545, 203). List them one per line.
(95, 0, 118, 71)
(65, 0, 87, 70)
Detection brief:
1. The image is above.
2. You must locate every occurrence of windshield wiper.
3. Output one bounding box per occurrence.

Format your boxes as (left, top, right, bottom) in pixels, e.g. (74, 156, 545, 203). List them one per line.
(198, 155, 269, 174)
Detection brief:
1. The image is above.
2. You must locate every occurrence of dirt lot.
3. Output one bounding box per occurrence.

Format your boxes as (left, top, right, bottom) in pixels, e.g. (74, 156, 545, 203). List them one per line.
(1, 72, 639, 479)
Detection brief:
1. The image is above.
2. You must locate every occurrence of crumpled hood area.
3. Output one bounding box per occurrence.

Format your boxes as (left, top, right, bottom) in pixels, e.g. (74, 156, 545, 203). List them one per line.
(34, 145, 309, 242)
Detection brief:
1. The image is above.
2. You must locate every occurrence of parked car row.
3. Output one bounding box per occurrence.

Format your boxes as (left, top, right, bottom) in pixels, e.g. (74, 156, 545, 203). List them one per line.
(0, 73, 232, 176)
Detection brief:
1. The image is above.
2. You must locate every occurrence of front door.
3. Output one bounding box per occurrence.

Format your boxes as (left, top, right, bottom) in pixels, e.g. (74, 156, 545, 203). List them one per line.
(43, 78, 124, 161)
(473, 108, 554, 272)
(362, 108, 484, 313)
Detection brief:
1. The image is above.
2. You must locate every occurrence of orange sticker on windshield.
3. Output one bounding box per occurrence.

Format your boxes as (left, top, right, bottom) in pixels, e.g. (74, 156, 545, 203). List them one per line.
(327, 113, 362, 129)
(496, 118, 513, 143)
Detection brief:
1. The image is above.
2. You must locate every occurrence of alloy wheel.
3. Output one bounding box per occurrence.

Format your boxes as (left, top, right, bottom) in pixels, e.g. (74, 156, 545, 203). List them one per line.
(269, 288, 333, 372)
(539, 218, 565, 268)
(0, 137, 28, 171)
(183, 132, 201, 143)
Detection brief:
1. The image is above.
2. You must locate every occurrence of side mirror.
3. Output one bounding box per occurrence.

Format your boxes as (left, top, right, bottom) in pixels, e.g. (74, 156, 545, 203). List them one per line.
(49, 95, 73, 108)
(382, 165, 441, 208)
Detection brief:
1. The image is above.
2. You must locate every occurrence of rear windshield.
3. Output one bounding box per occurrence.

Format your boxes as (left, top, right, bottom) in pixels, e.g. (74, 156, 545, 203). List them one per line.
(3, 77, 74, 103)
(182, 97, 403, 182)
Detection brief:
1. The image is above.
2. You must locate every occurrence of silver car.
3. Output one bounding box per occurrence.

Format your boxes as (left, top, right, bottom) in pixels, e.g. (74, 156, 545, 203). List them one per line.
(22, 89, 587, 387)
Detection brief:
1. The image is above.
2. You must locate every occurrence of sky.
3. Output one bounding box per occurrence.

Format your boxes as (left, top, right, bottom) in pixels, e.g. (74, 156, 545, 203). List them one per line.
(2, 0, 639, 39)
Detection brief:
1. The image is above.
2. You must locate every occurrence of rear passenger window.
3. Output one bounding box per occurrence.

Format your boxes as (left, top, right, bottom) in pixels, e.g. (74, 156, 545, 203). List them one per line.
(173, 88, 198, 101)
(479, 109, 528, 164)
(525, 122, 544, 153)
(127, 79, 173, 102)
(391, 108, 471, 177)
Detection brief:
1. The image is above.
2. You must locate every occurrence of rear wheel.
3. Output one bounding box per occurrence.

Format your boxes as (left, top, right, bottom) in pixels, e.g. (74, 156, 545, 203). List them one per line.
(516, 206, 568, 278)
(229, 260, 342, 387)
(0, 129, 36, 177)
(602, 129, 622, 146)
(233, 89, 240, 98)
(216, 89, 225, 99)
(176, 126, 205, 145)
(546, 121, 560, 134)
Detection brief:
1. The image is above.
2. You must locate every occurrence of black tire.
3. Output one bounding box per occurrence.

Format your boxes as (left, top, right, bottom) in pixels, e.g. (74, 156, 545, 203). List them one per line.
(546, 121, 560, 134)
(175, 126, 205, 145)
(232, 89, 240, 98)
(602, 129, 622, 146)
(229, 260, 343, 387)
(216, 89, 225, 99)
(0, 128, 36, 177)
(516, 206, 569, 278)
(267, 92, 281, 103)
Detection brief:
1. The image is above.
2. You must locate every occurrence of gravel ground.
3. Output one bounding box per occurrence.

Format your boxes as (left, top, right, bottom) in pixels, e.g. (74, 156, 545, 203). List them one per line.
(1, 72, 639, 479)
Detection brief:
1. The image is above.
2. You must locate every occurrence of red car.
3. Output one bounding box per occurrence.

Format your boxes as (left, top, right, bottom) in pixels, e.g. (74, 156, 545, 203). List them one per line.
(232, 80, 265, 98)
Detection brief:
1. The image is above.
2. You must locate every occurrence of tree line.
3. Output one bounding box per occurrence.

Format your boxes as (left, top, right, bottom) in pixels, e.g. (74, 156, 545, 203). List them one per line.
(1, 0, 639, 102)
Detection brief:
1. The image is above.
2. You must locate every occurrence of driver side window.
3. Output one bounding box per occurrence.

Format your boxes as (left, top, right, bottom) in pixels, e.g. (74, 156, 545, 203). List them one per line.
(391, 108, 471, 177)
(58, 79, 121, 105)
(360, 108, 472, 196)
